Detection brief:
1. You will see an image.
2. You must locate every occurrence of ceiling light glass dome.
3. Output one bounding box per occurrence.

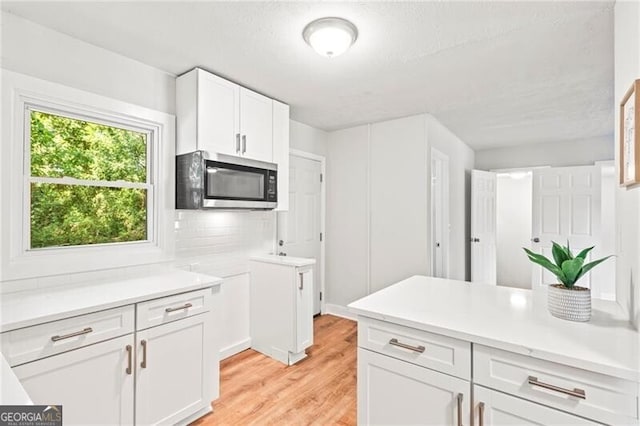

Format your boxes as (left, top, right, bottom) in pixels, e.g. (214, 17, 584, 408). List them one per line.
(303, 17, 358, 58)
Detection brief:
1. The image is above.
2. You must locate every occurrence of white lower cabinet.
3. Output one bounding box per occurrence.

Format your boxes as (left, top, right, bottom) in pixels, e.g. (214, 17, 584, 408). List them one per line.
(358, 348, 469, 426)
(473, 386, 599, 425)
(4, 287, 218, 426)
(356, 316, 638, 426)
(250, 257, 315, 365)
(14, 334, 135, 425)
(135, 313, 212, 425)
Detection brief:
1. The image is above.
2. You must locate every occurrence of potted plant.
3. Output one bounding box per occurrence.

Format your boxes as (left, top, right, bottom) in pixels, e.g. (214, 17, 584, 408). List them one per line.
(523, 242, 612, 322)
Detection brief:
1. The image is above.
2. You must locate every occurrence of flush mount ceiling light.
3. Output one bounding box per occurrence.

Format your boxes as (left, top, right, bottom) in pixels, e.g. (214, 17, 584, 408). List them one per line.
(302, 17, 358, 58)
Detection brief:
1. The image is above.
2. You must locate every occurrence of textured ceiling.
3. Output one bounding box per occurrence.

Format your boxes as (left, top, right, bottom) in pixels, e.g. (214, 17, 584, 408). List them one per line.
(1, 1, 614, 149)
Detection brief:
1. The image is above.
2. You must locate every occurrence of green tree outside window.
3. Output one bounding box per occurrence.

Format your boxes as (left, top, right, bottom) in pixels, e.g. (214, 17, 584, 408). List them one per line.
(30, 110, 149, 249)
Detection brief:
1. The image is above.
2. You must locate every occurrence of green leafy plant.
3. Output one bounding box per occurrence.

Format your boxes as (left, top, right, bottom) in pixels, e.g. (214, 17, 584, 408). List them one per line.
(523, 242, 612, 289)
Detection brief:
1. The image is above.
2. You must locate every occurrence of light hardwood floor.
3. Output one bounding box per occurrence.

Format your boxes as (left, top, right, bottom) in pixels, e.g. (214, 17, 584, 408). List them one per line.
(193, 314, 357, 426)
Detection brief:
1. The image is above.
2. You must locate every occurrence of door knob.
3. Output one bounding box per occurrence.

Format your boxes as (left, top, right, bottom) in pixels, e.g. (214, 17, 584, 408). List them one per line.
(531, 237, 540, 243)
(278, 240, 284, 246)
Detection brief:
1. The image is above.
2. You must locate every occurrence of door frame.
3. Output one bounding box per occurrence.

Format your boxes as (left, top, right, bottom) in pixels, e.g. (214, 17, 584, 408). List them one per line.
(289, 149, 327, 315)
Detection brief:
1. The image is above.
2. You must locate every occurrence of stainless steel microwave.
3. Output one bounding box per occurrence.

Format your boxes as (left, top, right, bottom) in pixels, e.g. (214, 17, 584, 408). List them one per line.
(176, 151, 277, 210)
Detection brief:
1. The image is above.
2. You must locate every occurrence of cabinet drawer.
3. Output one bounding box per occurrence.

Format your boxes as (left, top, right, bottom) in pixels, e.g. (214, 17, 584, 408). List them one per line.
(1, 306, 134, 366)
(136, 289, 211, 331)
(473, 385, 600, 425)
(474, 345, 639, 425)
(357, 317, 471, 380)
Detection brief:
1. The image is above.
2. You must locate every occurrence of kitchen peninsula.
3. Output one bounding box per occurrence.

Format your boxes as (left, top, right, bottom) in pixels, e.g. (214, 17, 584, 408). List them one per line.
(349, 276, 640, 425)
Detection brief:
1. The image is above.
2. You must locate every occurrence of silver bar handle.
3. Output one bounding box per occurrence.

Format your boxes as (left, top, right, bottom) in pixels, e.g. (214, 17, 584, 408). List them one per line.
(165, 303, 193, 313)
(242, 135, 247, 154)
(236, 133, 241, 153)
(527, 376, 586, 399)
(457, 393, 464, 426)
(51, 327, 93, 342)
(388, 338, 425, 353)
(140, 339, 147, 369)
(125, 345, 133, 375)
(478, 402, 485, 426)
(299, 272, 304, 290)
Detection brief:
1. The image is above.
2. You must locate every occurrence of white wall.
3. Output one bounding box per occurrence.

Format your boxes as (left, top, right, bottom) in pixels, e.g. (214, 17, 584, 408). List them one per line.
(496, 173, 532, 289)
(614, 0, 640, 327)
(1, 12, 175, 114)
(427, 116, 475, 281)
(475, 136, 614, 171)
(290, 120, 328, 158)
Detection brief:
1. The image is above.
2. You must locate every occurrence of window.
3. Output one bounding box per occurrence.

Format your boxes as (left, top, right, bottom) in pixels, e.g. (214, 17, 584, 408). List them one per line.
(27, 109, 152, 249)
(2, 71, 174, 280)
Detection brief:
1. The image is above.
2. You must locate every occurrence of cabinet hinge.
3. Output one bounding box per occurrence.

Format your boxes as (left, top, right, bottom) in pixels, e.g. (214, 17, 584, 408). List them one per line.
(320, 173, 323, 183)
(320, 232, 323, 242)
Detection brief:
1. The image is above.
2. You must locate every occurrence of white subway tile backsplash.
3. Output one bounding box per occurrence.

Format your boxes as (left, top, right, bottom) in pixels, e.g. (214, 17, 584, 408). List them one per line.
(0, 210, 275, 294)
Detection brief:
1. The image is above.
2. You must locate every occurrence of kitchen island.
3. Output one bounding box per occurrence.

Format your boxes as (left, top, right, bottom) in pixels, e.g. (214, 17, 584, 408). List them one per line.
(348, 276, 640, 425)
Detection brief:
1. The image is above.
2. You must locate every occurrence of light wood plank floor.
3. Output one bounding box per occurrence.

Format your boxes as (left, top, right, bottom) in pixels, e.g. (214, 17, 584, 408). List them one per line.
(192, 314, 357, 426)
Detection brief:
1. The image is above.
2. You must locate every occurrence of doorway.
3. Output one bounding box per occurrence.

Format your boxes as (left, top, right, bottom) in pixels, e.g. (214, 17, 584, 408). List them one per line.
(472, 164, 616, 299)
(277, 150, 325, 315)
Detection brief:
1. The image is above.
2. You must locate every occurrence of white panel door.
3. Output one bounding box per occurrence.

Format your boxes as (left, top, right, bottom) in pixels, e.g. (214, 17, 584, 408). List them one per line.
(279, 154, 322, 314)
(135, 314, 212, 426)
(431, 148, 450, 278)
(531, 166, 601, 288)
(14, 334, 135, 426)
(473, 385, 599, 425)
(240, 87, 273, 162)
(358, 348, 470, 426)
(471, 170, 497, 285)
(198, 70, 240, 156)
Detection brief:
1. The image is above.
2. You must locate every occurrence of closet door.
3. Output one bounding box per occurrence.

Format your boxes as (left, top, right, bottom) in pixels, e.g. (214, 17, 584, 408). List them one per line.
(370, 115, 428, 293)
(326, 125, 369, 305)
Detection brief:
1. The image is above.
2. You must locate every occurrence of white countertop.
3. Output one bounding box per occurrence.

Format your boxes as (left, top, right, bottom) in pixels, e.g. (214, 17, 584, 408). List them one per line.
(0, 353, 32, 405)
(348, 275, 640, 381)
(0, 270, 223, 332)
(250, 254, 316, 267)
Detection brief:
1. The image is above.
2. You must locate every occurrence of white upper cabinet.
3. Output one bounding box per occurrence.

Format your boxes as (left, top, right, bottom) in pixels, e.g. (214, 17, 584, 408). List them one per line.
(196, 70, 240, 157)
(176, 68, 278, 163)
(272, 100, 290, 211)
(239, 87, 273, 161)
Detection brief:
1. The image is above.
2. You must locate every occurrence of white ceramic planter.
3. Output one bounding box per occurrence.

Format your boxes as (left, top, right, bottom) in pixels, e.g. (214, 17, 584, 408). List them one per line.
(547, 284, 591, 322)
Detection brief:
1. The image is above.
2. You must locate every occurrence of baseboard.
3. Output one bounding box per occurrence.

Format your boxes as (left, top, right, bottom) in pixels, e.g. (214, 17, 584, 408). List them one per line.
(324, 303, 358, 321)
(219, 337, 251, 360)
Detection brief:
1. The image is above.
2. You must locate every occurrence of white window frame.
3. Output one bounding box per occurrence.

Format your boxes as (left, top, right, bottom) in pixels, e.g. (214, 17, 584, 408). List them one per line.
(1, 70, 175, 280)
(24, 104, 155, 251)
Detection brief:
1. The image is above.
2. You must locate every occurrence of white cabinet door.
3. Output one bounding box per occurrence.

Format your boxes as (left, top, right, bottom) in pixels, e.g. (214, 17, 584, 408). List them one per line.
(358, 348, 470, 426)
(135, 314, 212, 426)
(473, 386, 600, 425)
(240, 87, 273, 162)
(13, 334, 135, 426)
(272, 100, 290, 211)
(294, 268, 314, 353)
(198, 70, 241, 157)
